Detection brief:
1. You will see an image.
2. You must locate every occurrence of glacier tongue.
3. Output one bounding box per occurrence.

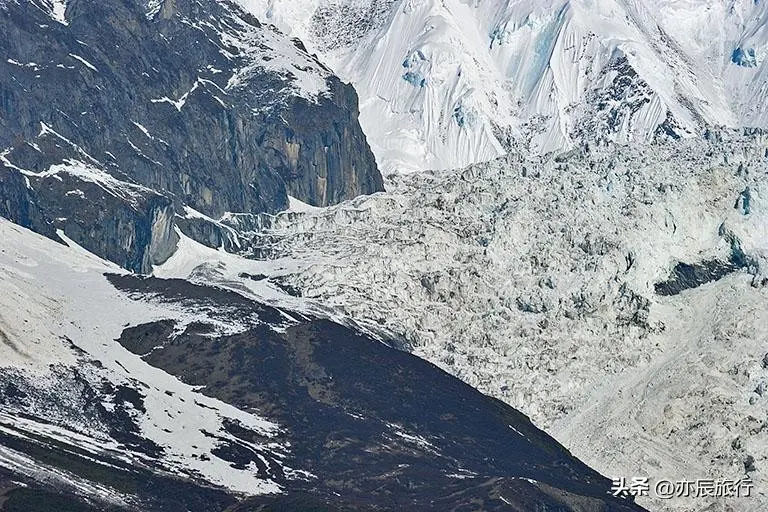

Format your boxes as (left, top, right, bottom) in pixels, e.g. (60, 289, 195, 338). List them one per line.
(238, 134, 768, 511)
(238, 0, 768, 173)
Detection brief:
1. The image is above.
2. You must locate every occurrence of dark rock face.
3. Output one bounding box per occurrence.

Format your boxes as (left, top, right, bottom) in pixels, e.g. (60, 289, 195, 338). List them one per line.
(0, 165, 58, 241)
(1, 159, 178, 273)
(33, 165, 178, 273)
(275, 77, 383, 207)
(100, 274, 646, 512)
(175, 214, 242, 252)
(0, 0, 383, 269)
(654, 228, 759, 296)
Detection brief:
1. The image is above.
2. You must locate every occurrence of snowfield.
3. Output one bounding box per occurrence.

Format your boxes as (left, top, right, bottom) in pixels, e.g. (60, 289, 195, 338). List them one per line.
(230, 133, 768, 511)
(238, 0, 768, 174)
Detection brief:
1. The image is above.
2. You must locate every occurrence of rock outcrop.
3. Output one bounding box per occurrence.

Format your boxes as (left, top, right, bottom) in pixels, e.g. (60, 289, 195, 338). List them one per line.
(1, 160, 178, 273)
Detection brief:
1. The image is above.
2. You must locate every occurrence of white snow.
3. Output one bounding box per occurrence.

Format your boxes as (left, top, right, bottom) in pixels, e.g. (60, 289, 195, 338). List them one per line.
(151, 78, 232, 111)
(385, 422, 439, 454)
(34, 0, 69, 25)
(0, 412, 131, 470)
(68, 53, 97, 72)
(145, 0, 163, 19)
(6, 59, 39, 69)
(286, 195, 323, 213)
(131, 121, 154, 140)
(150, 80, 200, 111)
(0, 443, 131, 507)
(155, 227, 334, 321)
(50, 0, 67, 24)
(554, 277, 768, 512)
(221, 21, 329, 102)
(126, 136, 164, 166)
(7, 2, 768, 509)
(36, 122, 101, 165)
(27, 159, 155, 209)
(170, 7, 329, 103)
(150, 96, 185, 111)
(0, 149, 31, 174)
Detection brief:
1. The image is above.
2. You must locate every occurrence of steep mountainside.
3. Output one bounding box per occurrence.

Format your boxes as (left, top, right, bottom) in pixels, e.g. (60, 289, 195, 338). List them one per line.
(224, 132, 768, 511)
(0, 218, 644, 511)
(239, 0, 768, 172)
(0, 0, 383, 271)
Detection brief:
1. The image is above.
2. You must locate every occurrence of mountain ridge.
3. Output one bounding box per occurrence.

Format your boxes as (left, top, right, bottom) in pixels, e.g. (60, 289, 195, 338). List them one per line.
(240, 0, 768, 172)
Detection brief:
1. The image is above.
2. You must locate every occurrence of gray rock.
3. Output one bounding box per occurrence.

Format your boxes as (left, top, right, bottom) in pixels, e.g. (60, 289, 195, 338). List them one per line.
(1, 161, 179, 273)
(175, 214, 243, 253)
(0, 165, 58, 241)
(0, 0, 383, 269)
(654, 259, 740, 296)
(735, 187, 752, 215)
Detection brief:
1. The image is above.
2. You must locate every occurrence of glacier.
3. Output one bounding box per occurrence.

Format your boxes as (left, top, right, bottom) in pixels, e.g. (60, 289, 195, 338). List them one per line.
(223, 132, 768, 511)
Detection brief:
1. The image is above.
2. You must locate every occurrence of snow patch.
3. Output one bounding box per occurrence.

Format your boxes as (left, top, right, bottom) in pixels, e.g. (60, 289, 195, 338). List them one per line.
(68, 53, 97, 72)
(29, 159, 155, 209)
(131, 121, 154, 140)
(286, 195, 323, 213)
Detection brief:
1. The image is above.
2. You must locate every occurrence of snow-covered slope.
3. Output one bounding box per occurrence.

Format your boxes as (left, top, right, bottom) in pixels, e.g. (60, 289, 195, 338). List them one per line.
(239, 0, 768, 173)
(0, 221, 289, 501)
(237, 132, 768, 511)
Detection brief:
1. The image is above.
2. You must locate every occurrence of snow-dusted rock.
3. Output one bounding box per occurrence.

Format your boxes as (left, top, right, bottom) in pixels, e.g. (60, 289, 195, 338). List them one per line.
(0, 0, 383, 271)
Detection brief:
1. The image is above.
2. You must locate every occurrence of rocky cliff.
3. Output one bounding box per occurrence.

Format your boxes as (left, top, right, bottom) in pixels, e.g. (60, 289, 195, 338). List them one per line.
(0, 0, 383, 271)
